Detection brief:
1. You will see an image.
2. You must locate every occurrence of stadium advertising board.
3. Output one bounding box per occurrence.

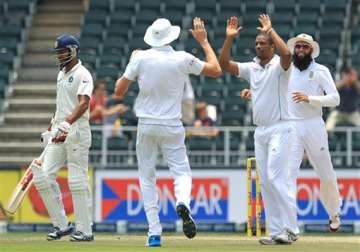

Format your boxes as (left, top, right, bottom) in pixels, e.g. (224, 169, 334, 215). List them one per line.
(0, 168, 93, 223)
(297, 170, 360, 222)
(95, 169, 360, 224)
(95, 170, 246, 223)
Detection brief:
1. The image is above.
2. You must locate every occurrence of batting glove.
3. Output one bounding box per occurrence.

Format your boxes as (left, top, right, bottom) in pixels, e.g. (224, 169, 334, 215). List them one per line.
(52, 121, 71, 143)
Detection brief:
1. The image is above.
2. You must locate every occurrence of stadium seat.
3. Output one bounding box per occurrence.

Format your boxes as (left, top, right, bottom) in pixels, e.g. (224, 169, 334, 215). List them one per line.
(194, 0, 217, 13)
(79, 53, 97, 70)
(187, 136, 214, 151)
(0, 51, 15, 68)
(107, 24, 131, 39)
(107, 136, 129, 150)
(88, 0, 110, 12)
(0, 37, 18, 54)
(7, 0, 32, 14)
(110, 11, 133, 26)
(79, 37, 100, 54)
(219, 0, 241, 13)
(103, 37, 127, 54)
(138, 0, 162, 12)
(81, 23, 104, 40)
(298, 0, 321, 13)
(83, 10, 108, 26)
(135, 10, 161, 25)
(113, 0, 136, 13)
(96, 66, 120, 81)
(0, 23, 22, 40)
(273, 0, 296, 13)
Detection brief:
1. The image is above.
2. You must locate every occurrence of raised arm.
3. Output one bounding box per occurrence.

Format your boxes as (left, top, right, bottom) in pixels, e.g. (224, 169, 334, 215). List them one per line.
(219, 16, 242, 76)
(257, 14, 291, 70)
(190, 17, 222, 77)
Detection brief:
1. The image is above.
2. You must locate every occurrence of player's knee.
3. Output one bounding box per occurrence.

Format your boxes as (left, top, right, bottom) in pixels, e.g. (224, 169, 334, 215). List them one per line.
(68, 178, 88, 193)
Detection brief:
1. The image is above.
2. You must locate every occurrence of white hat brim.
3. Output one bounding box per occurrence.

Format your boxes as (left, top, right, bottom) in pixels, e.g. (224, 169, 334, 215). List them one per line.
(287, 37, 320, 58)
(144, 26, 180, 47)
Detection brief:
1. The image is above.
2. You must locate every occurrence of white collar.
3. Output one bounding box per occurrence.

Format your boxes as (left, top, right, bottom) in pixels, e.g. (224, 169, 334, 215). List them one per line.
(253, 54, 279, 69)
(151, 45, 174, 52)
(61, 60, 82, 75)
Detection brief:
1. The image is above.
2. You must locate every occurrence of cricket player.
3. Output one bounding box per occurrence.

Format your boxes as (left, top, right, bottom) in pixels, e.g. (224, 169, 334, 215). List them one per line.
(114, 17, 222, 247)
(286, 33, 342, 234)
(219, 15, 295, 245)
(31, 34, 94, 241)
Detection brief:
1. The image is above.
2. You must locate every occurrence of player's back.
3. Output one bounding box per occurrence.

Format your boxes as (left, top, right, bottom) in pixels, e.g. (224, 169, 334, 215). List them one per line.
(131, 46, 201, 121)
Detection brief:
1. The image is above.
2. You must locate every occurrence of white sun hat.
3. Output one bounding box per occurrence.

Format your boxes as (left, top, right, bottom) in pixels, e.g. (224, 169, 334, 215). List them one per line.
(144, 18, 181, 47)
(287, 33, 320, 58)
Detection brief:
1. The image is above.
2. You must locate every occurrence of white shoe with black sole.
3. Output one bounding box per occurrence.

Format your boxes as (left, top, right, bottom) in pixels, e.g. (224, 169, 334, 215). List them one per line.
(329, 213, 341, 232)
(47, 222, 74, 241)
(70, 231, 94, 242)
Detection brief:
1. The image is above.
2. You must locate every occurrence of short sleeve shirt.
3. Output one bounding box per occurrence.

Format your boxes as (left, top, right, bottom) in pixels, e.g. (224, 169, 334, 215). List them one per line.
(123, 46, 205, 120)
(237, 55, 291, 126)
(54, 61, 94, 122)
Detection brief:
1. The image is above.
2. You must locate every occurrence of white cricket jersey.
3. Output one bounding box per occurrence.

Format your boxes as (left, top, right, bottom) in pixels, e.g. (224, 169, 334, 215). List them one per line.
(288, 61, 340, 120)
(237, 55, 291, 126)
(123, 45, 205, 124)
(54, 61, 94, 122)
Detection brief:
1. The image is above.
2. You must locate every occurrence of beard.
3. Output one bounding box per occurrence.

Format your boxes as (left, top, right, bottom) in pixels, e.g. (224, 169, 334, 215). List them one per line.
(293, 53, 313, 71)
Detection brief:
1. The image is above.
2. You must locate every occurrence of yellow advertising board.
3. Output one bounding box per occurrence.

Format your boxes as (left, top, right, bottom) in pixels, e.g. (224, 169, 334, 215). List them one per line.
(0, 167, 93, 223)
(0, 170, 21, 222)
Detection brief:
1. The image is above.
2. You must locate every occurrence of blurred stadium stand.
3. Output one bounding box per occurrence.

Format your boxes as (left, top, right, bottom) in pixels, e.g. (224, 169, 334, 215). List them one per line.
(0, 0, 359, 169)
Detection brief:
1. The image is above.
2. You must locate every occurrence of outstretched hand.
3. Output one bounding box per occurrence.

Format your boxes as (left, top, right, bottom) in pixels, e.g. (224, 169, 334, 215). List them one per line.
(190, 17, 208, 45)
(226, 16, 242, 39)
(257, 14, 272, 33)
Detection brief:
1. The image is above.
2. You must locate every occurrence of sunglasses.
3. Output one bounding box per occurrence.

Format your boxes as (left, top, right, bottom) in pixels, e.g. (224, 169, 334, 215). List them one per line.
(295, 44, 311, 50)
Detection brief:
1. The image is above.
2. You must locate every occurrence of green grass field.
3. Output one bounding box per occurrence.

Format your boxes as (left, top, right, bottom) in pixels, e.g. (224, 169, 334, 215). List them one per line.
(0, 233, 359, 252)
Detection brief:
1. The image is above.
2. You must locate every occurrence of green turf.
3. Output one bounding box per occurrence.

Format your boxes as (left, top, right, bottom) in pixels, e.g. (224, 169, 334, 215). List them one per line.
(0, 233, 359, 252)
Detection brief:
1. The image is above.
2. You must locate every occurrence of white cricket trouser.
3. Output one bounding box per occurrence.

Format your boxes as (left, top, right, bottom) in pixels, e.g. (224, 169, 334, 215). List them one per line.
(288, 117, 342, 233)
(254, 121, 294, 237)
(136, 122, 192, 237)
(33, 120, 93, 234)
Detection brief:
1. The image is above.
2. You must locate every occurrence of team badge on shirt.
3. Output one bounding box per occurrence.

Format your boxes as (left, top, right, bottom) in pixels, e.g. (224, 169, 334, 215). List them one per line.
(309, 71, 314, 80)
(68, 76, 73, 83)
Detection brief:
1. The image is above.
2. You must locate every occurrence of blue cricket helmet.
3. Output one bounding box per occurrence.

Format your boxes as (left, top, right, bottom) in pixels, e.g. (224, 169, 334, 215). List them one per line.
(53, 34, 80, 52)
(53, 34, 80, 69)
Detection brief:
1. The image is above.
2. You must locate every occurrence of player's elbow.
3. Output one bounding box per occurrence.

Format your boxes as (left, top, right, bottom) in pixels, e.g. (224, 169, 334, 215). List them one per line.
(203, 64, 222, 78)
(211, 65, 223, 77)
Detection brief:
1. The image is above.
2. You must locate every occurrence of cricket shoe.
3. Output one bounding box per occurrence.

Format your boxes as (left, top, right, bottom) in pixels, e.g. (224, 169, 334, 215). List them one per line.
(146, 235, 161, 247)
(286, 229, 300, 242)
(273, 229, 292, 244)
(329, 213, 341, 232)
(47, 222, 74, 241)
(70, 231, 94, 242)
(259, 236, 278, 245)
(176, 203, 196, 239)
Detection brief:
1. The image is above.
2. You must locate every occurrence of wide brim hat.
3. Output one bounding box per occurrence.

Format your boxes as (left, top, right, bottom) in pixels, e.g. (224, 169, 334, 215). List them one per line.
(144, 18, 180, 47)
(287, 33, 320, 58)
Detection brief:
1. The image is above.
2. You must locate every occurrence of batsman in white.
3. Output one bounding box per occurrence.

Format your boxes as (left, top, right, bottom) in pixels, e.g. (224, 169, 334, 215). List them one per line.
(220, 15, 295, 245)
(286, 34, 342, 234)
(30, 34, 94, 241)
(114, 17, 222, 247)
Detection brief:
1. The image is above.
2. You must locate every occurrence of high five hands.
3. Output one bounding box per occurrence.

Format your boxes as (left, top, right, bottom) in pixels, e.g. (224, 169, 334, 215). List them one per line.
(257, 14, 273, 33)
(226, 16, 242, 39)
(190, 17, 208, 45)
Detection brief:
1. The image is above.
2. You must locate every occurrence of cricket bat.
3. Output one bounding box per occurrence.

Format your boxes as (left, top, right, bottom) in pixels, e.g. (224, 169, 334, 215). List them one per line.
(5, 150, 46, 215)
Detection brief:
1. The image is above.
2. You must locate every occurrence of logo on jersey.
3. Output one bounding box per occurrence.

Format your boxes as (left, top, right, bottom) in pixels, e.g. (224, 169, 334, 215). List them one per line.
(68, 76, 74, 83)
